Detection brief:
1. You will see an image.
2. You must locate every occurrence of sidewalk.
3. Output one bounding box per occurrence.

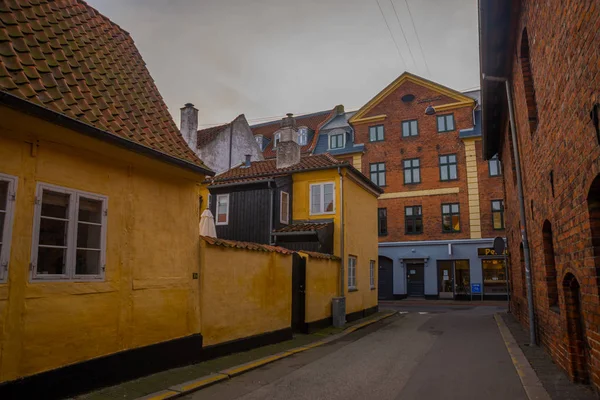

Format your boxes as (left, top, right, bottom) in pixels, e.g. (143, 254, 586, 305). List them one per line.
(380, 299, 508, 307)
(76, 311, 395, 400)
(500, 312, 597, 400)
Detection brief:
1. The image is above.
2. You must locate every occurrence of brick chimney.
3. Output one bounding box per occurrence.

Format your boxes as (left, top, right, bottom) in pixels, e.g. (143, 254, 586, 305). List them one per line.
(180, 103, 198, 150)
(276, 113, 301, 169)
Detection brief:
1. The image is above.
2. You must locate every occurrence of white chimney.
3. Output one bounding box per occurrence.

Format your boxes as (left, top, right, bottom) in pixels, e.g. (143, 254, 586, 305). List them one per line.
(276, 113, 301, 169)
(180, 103, 198, 150)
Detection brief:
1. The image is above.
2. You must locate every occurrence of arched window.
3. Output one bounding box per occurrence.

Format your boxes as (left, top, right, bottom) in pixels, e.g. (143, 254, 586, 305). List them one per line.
(542, 220, 558, 310)
(520, 28, 539, 134)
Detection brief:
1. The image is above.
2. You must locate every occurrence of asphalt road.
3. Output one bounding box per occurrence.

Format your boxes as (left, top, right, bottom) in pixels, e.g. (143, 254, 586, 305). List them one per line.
(183, 303, 527, 400)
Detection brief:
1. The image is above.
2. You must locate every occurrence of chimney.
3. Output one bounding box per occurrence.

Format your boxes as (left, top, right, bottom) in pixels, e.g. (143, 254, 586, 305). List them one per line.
(244, 154, 252, 168)
(276, 113, 301, 169)
(180, 103, 198, 150)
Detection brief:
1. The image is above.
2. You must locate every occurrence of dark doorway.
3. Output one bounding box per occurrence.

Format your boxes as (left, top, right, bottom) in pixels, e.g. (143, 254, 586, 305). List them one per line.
(291, 253, 306, 333)
(378, 256, 394, 300)
(437, 261, 454, 299)
(406, 262, 425, 296)
(563, 273, 589, 383)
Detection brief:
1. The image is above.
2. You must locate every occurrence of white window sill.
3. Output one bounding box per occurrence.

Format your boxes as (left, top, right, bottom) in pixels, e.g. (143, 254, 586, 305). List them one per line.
(348, 287, 358, 292)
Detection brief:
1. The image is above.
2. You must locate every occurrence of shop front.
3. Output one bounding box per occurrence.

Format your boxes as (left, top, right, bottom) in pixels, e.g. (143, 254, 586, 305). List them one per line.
(478, 247, 509, 300)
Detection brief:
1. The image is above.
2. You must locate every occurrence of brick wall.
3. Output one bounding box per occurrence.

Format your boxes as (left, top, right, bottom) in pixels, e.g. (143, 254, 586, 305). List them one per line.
(497, 0, 600, 388)
(476, 140, 505, 238)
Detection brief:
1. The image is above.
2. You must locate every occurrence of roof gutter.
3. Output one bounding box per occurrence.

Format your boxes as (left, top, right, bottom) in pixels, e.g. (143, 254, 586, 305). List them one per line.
(271, 230, 319, 236)
(207, 178, 275, 189)
(0, 91, 215, 176)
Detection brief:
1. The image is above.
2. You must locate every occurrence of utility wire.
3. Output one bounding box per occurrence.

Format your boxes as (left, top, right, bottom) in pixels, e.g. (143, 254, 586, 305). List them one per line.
(404, 0, 432, 77)
(390, 0, 416, 69)
(376, 0, 407, 68)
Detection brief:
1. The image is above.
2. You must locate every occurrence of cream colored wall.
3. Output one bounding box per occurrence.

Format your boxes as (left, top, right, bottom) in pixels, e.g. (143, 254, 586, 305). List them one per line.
(301, 254, 339, 323)
(343, 175, 379, 314)
(463, 138, 482, 239)
(199, 241, 292, 346)
(0, 107, 203, 383)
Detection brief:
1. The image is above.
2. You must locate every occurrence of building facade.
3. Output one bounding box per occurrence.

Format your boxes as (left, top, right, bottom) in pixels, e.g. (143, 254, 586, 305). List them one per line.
(480, 0, 600, 390)
(350, 73, 507, 300)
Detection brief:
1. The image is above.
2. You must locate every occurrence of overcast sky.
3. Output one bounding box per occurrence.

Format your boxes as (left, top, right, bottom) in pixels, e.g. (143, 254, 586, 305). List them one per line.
(87, 0, 479, 128)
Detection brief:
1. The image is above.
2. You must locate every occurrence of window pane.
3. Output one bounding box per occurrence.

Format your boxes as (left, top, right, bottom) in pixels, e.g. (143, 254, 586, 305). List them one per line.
(492, 201, 500, 211)
(416, 206, 422, 215)
(406, 219, 414, 233)
(42, 190, 70, 219)
(452, 204, 459, 213)
(311, 186, 321, 213)
(402, 121, 409, 136)
(446, 115, 454, 130)
(37, 246, 66, 275)
(378, 126, 384, 140)
(0, 181, 7, 211)
(441, 167, 448, 181)
(324, 184, 334, 212)
(405, 207, 413, 216)
(452, 215, 460, 231)
(379, 172, 386, 186)
(39, 218, 68, 246)
(413, 159, 419, 167)
(440, 156, 447, 164)
(437, 117, 445, 131)
(450, 165, 457, 179)
(76, 249, 101, 275)
(411, 120, 418, 135)
(403, 160, 410, 168)
(370, 164, 377, 172)
(449, 155, 456, 163)
(442, 215, 452, 231)
(77, 223, 101, 249)
(415, 218, 423, 233)
(79, 197, 102, 223)
(442, 205, 450, 214)
(404, 171, 412, 184)
(370, 172, 377, 183)
(493, 212, 503, 229)
(413, 168, 420, 183)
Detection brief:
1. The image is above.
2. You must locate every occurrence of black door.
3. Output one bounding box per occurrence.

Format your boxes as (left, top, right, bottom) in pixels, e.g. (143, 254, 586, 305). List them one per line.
(291, 253, 306, 333)
(406, 262, 425, 296)
(378, 256, 394, 300)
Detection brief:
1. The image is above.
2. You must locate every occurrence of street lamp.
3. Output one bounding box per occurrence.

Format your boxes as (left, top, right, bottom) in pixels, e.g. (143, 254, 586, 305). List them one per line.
(425, 105, 436, 115)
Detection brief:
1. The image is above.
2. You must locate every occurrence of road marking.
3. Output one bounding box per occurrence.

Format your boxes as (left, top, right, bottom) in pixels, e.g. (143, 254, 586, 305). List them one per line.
(418, 312, 429, 315)
(494, 313, 551, 400)
(398, 311, 409, 314)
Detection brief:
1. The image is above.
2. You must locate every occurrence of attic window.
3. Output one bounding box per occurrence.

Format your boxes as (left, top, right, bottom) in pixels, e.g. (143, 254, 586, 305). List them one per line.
(297, 127, 308, 146)
(274, 132, 281, 148)
(254, 134, 264, 150)
(402, 94, 415, 103)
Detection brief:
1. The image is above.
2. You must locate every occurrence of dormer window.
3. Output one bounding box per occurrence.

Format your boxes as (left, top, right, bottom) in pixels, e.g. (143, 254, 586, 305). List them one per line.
(254, 134, 264, 150)
(297, 127, 308, 146)
(274, 132, 281, 148)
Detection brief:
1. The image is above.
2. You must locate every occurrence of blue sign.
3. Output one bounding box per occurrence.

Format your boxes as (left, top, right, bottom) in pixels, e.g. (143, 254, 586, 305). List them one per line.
(471, 283, 482, 294)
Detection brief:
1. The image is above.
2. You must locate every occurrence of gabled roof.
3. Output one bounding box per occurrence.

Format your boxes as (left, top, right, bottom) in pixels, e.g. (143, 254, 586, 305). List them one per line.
(197, 123, 229, 147)
(349, 72, 476, 125)
(205, 153, 383, 194)
(0, 0, 211, 174)
(274, 221, 331, 234)
(250, 109, 334, 158)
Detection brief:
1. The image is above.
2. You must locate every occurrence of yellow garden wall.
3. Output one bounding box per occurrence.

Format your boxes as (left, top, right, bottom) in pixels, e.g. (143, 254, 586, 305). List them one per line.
(199, 240, 293, 346)
(0, 107, 204, 383)
(300, 253, 340, 324)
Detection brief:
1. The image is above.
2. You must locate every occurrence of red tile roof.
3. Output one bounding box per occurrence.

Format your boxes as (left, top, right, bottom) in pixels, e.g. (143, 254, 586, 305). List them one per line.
(201, 235, 294, 255)
(251, 109, 334, 158)
(0, 0, 210, 173)
(274, 222, 331, 233)
(298, 250, 340, 261)
(205, 153, 383, 193)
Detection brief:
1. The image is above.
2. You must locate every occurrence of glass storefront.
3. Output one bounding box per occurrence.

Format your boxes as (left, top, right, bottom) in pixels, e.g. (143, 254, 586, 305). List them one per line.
(454, 260, 470, 296)
(482, 258, 507, 295)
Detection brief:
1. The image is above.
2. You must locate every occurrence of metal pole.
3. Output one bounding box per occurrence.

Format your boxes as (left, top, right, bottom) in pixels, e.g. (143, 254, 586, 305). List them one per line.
(484, 75, 536, 345)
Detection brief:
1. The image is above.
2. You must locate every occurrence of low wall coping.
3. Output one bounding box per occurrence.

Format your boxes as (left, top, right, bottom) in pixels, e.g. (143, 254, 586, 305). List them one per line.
(298, 251, 341, 261)
(201, 236, 294, 255)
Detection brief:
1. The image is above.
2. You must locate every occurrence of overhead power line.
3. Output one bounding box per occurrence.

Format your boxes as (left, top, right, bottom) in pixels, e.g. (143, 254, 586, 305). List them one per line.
(376, 0, 407, 68)
(404, 0, 432, 77)
(390, 0, 416, 69)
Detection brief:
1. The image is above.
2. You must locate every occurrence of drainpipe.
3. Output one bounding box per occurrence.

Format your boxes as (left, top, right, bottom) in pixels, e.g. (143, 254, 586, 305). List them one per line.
(484, 75, 536, 346)
(338, 167, 345, 297)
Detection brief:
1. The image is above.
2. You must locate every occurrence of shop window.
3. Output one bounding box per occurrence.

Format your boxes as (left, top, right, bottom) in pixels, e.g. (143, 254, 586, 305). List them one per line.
(378, 208, 388, 236)
(0, 173, 17, 282)
(405, 206, 423, 234)
(31, 183, 107, 281)
(483, 259, 508, 296)
(454, 260, 470, 296)
(543, 220, 558, 311)
(442, 203, 460, 232)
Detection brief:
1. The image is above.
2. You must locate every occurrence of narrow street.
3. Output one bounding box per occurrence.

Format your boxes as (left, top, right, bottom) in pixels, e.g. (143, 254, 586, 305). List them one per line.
(183, 303, 527, 400)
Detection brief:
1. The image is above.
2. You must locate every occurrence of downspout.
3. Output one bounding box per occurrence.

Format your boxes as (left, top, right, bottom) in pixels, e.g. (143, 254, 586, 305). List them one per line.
(337, 167, 345, 297)
(484, 75, 536, 346)
(269, 181, 275, 245)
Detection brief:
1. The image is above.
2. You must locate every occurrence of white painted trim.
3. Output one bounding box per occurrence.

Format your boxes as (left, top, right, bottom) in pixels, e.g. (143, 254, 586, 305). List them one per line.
(273, 132, 281, 149)
(216, 194, 230, 225)
(348, 255, 357, 289)
(280, 191, 289, 224)
(30, 182, 107, 282)
(309, 182, 336, 216)
(0, 173, 18, 283)
(297, 127, 308, 146)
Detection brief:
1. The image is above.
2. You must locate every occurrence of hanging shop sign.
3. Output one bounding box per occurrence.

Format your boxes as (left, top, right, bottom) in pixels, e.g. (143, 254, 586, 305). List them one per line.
(477, 247, 508, 257)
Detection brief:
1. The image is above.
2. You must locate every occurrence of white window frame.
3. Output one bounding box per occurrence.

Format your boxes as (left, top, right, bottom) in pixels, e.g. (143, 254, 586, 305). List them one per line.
(370, 260, 375, 289)
(216, 194, 230, 226)
(273, 132, 281, 149)
(0, 173, 18, 282)
(254, 134, 264, 150)
(31, 182, 107, 281)
(328, 131, 345, 150)
(280, 191, 290, 224)
(309, 182, 336, 215)
(348, 256, 357, 290)
(297, 127, 308, 146)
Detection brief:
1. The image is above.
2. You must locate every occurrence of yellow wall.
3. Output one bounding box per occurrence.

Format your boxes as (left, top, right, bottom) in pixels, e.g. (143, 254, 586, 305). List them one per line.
(301, 254, 339, 323)
(292, 169, 379, 315)
(343, 175, 379, 314)
(0, 107, 204, 383)
(199, 241, 292, 346)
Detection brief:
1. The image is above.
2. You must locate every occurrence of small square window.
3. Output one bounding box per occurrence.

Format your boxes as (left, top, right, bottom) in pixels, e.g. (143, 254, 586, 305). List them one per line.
(489, 154, 502, 176)
(437, 114, 455, 133)
(216, 194, 230, 225)
(370, 162, 386, 186)
(329, 133, 345, 149)
(369, 125, 385, 142)
(402, 120, 418, 137)
(310, 182, 335, 215)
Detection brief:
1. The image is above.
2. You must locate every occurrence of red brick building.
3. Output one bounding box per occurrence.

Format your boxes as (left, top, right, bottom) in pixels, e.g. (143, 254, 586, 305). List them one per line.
(480, 0, 600, 390)
(351, 73, 507, 300)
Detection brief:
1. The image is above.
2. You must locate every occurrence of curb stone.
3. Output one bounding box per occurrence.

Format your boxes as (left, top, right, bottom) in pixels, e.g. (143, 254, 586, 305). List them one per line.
(138, 311, 397, 400)
(494, 313, 551, 400)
